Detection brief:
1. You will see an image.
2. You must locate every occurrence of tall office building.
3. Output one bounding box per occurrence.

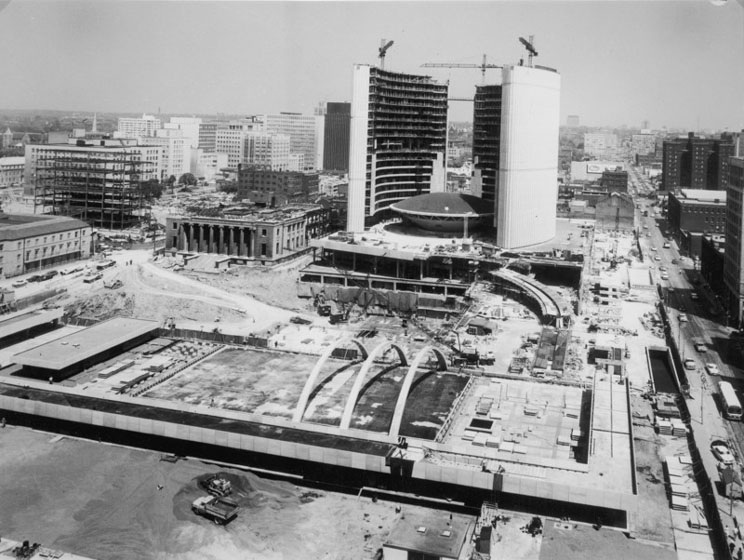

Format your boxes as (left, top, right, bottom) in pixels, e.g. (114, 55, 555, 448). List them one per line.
(724, 156, 744, 328)
(263, 113, 319, 171)
(662, 132, 735, 191)
(496, 65, 561, 248)
(166, 117, 201, 149)
(198, 122, 218, 151)
(471, 65, 560, 248)
(323, 102, 351, 171)
(471, 85, 502, 204)
(142, 129, 190, 179)
(347, 65, 448, 231)
(243, 133, 290, 171)
(117, 114, 162, 138)
(215, 118, 264, 168)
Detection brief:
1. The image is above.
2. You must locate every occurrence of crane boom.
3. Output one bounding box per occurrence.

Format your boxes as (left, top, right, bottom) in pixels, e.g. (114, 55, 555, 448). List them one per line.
(518, 36, 538, 66)
(378, 38, 394, 70)
(421, 54, 502, 84)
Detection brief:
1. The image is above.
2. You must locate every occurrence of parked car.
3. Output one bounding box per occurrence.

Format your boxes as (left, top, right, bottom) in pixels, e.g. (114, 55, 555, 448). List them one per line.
(712, 443, 735, 466)
(695, 343, 707, 353)
(679, 313, 688, 322)
(659, 266, 667, 272)
(661, 273, 669, 280)
(691, 292, 699, 301)
(705, 363, 720, 375)
(60, 265, 84, 275)
(27, 274, 43, 283)
(83, 272, 103, 283)
(684, 358, 696, 370)
(39, 270, 58, 281)
(11, 279, 27, 288)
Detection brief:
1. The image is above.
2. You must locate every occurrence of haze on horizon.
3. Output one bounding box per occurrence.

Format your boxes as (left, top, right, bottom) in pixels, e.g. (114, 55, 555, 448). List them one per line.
(0, 0, 742, 130)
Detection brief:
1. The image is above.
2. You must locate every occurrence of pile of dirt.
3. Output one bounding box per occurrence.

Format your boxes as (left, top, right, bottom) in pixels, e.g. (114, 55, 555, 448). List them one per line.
(64, 291, 135, 321)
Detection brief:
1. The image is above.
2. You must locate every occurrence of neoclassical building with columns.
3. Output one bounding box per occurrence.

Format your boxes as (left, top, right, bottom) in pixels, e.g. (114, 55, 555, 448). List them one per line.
(165, 205, 331, 261)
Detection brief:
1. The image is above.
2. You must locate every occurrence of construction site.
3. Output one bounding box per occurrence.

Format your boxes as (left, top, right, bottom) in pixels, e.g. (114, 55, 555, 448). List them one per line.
(0, 206, 713, 559)
(32, 140, 158, 229)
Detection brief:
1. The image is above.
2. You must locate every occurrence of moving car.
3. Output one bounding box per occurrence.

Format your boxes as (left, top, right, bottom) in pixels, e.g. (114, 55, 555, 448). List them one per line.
(712, 443, 735, 466)
(705, 363, 720, 375)
(691, 292, 699, 301)
(679, 313, 688, 322)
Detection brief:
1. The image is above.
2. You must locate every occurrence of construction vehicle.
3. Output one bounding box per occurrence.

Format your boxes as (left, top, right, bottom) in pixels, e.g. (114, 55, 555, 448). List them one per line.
(104, 278, 123, 289)
(329, 302, 350, 325)
(191, 495, 240, 524)
(200, 475, 233, 497)
(314, 292, 332, 316)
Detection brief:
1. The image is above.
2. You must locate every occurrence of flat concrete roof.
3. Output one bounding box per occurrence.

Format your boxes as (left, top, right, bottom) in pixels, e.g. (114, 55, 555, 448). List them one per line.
(384, 510, 474, 558)
(677, 189, 726, 204)
(14, 317, 159, 371)
(0, 309, 63, 340)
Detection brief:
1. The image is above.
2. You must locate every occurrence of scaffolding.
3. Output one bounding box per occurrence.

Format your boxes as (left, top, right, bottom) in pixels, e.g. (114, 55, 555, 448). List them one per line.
(34, 146, 154, 230)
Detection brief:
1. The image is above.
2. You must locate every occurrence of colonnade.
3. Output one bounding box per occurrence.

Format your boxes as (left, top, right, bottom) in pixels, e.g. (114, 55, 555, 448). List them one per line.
(177, 223, 256, 257)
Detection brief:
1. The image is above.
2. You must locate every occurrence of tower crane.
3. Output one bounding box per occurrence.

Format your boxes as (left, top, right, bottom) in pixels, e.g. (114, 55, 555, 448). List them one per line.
(421, 54, 502, 84)
(518, 35, 538, 67)
(378, 39, 394, 70)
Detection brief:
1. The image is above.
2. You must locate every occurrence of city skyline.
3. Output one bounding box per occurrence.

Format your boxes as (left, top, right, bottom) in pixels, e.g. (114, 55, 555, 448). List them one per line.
(0, 1, 742, 130)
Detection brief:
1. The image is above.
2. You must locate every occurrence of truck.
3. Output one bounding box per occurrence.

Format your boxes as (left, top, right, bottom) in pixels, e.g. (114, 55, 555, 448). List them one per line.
(200, 475, 233, 497)
(191, 495, 240, 524)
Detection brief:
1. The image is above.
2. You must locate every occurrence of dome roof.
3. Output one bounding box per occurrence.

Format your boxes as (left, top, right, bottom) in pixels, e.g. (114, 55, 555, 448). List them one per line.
(392, 193, 493, 217)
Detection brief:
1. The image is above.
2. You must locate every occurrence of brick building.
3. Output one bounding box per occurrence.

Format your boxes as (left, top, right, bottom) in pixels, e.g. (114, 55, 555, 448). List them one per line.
(237, 166, 319, 206)
(667, 188, 727, 257)
(662, 132, 734, 191)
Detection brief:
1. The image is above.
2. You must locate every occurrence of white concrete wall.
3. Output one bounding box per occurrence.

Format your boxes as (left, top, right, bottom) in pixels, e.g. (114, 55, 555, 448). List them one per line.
(497, 65, 561, 249)
(347, 65, 371, 232)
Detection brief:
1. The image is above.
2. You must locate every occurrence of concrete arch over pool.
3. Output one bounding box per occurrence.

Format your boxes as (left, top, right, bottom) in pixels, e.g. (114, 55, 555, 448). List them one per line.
(293, 338, 369, 423)
(339, 342, 408, 430)
(388, 346, 448, 439)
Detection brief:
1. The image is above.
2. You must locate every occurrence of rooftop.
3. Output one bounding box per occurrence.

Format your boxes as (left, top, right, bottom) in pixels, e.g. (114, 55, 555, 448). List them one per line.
(14, 317, 159, 371)
(392, 192, 493, 218)
(678, 189, 727, 203)
(0, 156, 25, 166)
(384, 510, 474, 558)
(0, 214, 90, 242)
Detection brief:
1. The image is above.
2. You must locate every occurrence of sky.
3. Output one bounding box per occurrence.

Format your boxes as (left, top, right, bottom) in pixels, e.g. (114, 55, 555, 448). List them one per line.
(0, 0, 742, 130)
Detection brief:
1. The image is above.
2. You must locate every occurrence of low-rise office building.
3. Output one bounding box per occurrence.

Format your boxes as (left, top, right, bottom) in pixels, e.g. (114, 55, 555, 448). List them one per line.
(0, 214, 92, 278)
(0, 157, 24, 187)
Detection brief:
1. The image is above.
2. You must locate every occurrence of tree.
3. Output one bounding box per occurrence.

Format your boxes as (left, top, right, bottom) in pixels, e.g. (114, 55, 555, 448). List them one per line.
(178, 172, 197, 186)
(140, 178, 163, 201)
